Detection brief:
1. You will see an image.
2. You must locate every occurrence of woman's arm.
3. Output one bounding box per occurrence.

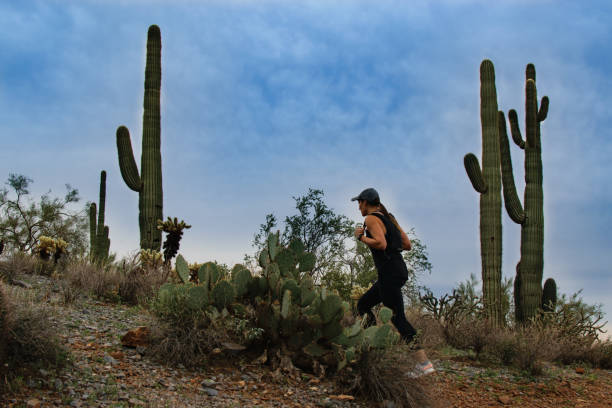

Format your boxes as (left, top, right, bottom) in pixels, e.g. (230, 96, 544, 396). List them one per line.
(361, 215, 387, 250)
(388, 214, 412, 251)
(397, 224, 412, 251)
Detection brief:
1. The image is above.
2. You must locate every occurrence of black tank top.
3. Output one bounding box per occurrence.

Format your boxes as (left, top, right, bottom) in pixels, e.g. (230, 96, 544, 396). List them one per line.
(365, 212, 408, 280)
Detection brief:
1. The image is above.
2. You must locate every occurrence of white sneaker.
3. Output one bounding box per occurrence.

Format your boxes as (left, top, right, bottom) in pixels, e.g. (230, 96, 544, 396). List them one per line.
(406, 360, 435, 378)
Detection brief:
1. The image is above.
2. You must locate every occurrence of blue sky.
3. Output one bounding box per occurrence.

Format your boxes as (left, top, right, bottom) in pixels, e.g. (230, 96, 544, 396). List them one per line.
(1, 0, 611, 333)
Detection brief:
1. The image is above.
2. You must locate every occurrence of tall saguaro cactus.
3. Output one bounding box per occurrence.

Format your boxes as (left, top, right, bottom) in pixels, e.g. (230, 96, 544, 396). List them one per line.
(463, 60, 503, 327)
(116, 25, 163, 251)
(498, 63, 549, 322)
(89, 170, 110, 262)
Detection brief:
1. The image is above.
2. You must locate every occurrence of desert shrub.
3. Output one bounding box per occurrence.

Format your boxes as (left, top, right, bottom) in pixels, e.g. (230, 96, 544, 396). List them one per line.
(0, 282, 67, 389)
(445, 315, 494, 358)
(60, 258, 120, 300)
(58, 253, 169, 304)
(0, 252, 40, 283)
(405, 307, 446, 351)
(116, 254, 171, 304)
(339, 344, 442, 408)
(148, 283, 258, 367)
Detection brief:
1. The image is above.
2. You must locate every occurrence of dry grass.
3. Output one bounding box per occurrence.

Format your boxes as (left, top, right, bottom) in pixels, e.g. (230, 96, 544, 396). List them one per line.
(405, 307, 446, 350)
(0, 282, 67, 389)
(0, 252, 41, 282)
(58, 254, 170, 304)
(340, 344, 443, 408)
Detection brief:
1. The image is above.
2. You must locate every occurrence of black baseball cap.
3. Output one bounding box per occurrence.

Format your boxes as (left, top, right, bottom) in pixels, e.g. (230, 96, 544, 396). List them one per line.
(351, 188, 380, 203)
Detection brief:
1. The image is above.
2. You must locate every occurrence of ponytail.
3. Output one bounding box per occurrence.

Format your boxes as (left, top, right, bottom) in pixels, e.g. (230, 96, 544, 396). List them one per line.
(378, 203, 402, 231)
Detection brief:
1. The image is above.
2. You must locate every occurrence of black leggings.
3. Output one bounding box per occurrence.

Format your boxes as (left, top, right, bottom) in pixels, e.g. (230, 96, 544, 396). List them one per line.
(357, 276, 418, 344)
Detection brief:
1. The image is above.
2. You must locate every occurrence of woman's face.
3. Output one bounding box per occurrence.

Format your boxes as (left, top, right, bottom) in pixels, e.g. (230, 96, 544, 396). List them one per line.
(358, 199, 367, 216)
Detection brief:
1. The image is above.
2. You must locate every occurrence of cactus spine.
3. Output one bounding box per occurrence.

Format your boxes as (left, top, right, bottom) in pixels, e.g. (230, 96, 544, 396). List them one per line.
(499, 63, 549, 322)
(464, 60, 503, 327)
(89, 170, 110, 262)
(116, 25, 163, 251)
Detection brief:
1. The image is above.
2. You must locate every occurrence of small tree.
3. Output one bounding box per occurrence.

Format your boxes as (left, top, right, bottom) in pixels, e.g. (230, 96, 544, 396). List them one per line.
(251, 188, 354, 282)
(249, 188, 432, 302)
(0, 174, 88, 257)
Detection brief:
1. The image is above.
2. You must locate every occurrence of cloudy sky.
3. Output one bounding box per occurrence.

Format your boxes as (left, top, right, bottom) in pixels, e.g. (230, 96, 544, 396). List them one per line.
(1, 1, 610, 331)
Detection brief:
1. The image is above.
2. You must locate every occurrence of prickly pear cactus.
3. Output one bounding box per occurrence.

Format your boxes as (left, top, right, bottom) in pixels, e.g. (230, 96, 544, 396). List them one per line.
(154, 233, 397, 376)
(175, 255, 190, 283)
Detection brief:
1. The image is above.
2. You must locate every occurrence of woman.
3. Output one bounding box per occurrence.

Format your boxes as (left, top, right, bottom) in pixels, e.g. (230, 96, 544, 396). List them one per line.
(351, 188, 435, 377)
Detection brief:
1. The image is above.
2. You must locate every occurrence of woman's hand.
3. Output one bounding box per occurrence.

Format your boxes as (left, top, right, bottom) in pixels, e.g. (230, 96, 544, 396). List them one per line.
(354, 225, 365, 240)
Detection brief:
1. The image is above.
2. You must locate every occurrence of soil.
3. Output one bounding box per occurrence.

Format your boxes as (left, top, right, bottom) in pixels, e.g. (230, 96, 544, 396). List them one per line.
(2, 275, 611, 408)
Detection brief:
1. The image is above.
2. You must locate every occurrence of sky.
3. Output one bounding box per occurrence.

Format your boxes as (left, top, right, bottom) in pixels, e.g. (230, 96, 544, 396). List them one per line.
(1, 1, 611, 333)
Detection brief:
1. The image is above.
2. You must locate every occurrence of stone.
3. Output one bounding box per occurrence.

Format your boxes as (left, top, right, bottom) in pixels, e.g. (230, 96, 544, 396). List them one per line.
(201, 379, 217, 387)
(110, 351, 125, 360)
(121, 327, 150, 348)
(129, 398, 145, 406)
(26, 399, 41, 408)
(103, 354, 118, 365)
(202, 387, 218, 397)
(498, 395, 511, 405)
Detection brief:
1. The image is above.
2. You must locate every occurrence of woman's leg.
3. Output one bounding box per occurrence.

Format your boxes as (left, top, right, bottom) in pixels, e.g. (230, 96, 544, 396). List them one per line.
(357, 280, 382, 328)
(379, 278, 418, 344)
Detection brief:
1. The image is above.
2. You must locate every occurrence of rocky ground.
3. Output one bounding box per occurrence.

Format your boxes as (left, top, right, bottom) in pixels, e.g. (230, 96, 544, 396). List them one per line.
(2, 275, 611, 408)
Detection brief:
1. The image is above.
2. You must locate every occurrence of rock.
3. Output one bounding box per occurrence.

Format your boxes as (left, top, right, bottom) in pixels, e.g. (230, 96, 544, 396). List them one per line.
(129, 398, 145, 406)
(202, 387, 218, 397)
(498, 395, 511, 405)
(121, 327, 150, 348)
(110, 351, 125, 360)
(26, 399, 41, 408)
(318, 398, 336, 408)
(201, 379, 217, 387)
(222, 342, 247, 354)
(13, 280, 32, 289)
(103, 354, 118, 365)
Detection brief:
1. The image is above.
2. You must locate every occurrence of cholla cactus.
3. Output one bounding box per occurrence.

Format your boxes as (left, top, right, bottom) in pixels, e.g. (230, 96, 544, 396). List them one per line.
(37, 236, 57, 261)
(139, 249, 163, 269)
(157, 217, 191, 263)
(36, 236, 67, 263)
(54, 238, 68, 263)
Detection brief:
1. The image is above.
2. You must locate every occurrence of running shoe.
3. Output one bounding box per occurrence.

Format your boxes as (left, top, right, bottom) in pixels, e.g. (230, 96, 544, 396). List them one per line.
(406, 360, 436, 378)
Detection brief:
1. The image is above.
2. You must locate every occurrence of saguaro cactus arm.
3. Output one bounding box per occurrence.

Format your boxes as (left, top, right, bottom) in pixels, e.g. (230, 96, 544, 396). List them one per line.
(116, 126, 142, 192)
(464, 154, 487, 193)
(499, 111, 526, 224)
(538, 97, 549, 122)
(508, 110, 526, 149)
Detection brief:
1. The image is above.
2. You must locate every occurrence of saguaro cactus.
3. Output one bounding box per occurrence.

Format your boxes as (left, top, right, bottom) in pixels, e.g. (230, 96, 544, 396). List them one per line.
(116, 25, 163, 251)
(89, 170, 110, 262)
(464, 60, 503, 327)
(498, 63, 549, 322)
